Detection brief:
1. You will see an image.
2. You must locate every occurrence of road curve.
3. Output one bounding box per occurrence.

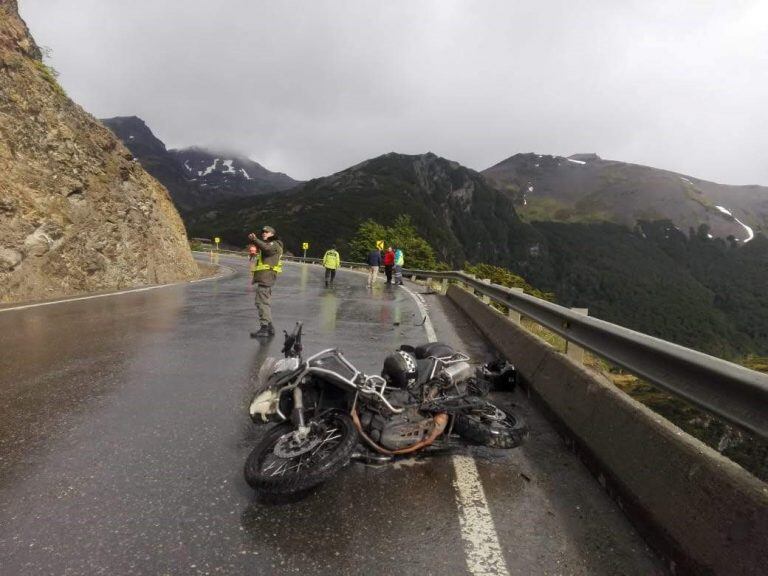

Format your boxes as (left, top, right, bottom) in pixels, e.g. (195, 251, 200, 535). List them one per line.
(0, 256, 662, 575)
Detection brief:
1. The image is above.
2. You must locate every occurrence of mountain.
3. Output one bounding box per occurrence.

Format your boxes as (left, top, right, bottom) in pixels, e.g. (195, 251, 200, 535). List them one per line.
(0, 2, 196, 303)
(187, 152, 543, 266)
(188, 151, 768, 358)
(101, 116, 299, 212)
(171, 147, 297, 194)
(482, 153, 768, 244)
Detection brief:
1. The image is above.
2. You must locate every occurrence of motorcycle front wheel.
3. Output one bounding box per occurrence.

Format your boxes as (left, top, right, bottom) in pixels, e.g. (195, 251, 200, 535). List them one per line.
(454, 400, 528, 449)
(244, 410, 357, 495)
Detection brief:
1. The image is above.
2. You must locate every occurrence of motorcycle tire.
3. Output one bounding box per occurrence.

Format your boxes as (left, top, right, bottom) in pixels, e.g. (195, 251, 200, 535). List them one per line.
(454, 400, 528, 449)
(244, 410, 357, 495)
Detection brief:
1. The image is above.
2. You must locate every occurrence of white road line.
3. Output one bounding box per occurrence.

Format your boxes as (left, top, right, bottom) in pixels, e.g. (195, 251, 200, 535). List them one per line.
(400, 282, 510, 576)
(0, 264, 232, 314)
(0, 284, 176, 313)
(399, 284, 437, 342)
(452, 455, 511, 576)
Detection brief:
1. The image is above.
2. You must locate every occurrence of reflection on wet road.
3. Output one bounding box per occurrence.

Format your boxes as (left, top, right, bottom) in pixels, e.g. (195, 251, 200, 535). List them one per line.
(0, 257, 662, 575)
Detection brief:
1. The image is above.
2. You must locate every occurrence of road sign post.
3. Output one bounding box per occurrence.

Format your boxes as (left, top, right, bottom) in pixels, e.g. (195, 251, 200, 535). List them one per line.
(302, 242, 309, 259)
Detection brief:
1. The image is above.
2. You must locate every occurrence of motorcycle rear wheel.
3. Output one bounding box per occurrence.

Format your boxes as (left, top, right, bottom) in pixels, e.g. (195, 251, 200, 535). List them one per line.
(244, 411, 357, 495)
(454, 400, 528, 448)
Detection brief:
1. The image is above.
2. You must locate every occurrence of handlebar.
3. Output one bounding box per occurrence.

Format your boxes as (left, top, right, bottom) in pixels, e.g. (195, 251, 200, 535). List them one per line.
(282, 322, 304, 359)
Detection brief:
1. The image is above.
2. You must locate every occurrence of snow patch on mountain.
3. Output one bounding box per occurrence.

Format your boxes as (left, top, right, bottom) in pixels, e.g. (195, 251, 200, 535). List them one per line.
(222, 160, 236, 174)
(737, 219, 754, 243)
(715, 205, 754, 243)
(199, 159, 219, 177)
(566, 158, 586, 165)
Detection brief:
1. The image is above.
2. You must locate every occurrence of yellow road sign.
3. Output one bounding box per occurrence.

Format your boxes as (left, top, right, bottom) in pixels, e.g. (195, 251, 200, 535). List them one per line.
(214, 237, 220, 244)
(376, 240, 384, 250)
(302, 242, 309, 250)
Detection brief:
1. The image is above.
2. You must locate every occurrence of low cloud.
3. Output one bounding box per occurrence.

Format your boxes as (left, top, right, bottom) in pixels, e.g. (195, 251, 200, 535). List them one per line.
(21, 0, 768, 184)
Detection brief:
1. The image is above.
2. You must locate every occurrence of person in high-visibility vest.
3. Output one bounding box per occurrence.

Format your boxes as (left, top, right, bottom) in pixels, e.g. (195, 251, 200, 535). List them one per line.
(247, 226, 283, 338)
(394, 246, 404, 285)
(322, 246, 341, 287)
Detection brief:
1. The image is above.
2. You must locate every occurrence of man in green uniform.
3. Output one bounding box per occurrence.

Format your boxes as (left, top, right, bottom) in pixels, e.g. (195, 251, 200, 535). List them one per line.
(247, 226, 283, 338)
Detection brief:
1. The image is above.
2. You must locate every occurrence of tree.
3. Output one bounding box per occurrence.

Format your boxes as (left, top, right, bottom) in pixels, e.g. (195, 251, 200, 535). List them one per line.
(348, 219, 388, 262)
(463, 262, 555, 301)
(388, 215, 437, 269)
(348, 215, 438, 269)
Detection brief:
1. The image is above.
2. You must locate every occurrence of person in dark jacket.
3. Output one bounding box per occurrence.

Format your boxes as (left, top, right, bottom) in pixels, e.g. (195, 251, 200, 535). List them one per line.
(247, 226, 283, 338)
(383, 246, 395, 284)
(366, 247, 382, 287)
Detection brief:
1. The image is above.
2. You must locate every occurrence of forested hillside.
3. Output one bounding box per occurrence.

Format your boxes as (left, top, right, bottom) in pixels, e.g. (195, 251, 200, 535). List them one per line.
(188, 152, 542, 266)
(188, 150, 768, 359)
(521, 221, 767, 357)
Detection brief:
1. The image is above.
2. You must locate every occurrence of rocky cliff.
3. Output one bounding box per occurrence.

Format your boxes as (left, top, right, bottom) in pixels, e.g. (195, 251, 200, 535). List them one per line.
(0, 2, 197, 303)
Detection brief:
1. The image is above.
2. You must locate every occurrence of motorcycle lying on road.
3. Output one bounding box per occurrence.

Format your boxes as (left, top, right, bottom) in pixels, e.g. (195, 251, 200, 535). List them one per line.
(244, 322, 527, 496)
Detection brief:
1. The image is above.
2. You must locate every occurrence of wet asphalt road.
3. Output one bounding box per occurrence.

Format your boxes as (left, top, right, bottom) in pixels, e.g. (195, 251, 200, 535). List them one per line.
(0, 256, 663, 575)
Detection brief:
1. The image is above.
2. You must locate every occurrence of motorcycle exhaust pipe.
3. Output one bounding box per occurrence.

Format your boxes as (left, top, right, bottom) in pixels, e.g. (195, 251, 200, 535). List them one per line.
(351, 408, 449, 456)
(351, 451, 393, 464)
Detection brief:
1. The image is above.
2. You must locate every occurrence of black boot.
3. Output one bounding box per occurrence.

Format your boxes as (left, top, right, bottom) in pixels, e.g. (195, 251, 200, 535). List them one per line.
(250, 324, 272, 338)
(267, 323, 275, 336)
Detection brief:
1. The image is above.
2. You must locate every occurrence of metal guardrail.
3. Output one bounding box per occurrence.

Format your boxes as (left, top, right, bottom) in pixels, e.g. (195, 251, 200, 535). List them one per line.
(208, 250, 768, 438)
(401, 268, 768, 440)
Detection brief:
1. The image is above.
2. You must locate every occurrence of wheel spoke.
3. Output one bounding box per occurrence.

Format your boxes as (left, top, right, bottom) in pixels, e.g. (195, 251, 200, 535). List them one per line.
(270, 460, 289, 477)
(260, 420, 344, 476)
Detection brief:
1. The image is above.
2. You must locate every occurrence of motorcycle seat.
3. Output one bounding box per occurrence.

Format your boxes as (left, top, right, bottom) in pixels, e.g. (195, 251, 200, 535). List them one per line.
(404, 342, 456, 360)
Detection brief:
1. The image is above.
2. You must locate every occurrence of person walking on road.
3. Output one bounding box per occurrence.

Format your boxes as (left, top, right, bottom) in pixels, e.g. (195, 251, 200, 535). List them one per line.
(383, 246, 395, 284)
(366, 247, 382, 287)
(394, 246, 404, 285)
(247, 226, 283, 338)
(323, 246, 340, 287)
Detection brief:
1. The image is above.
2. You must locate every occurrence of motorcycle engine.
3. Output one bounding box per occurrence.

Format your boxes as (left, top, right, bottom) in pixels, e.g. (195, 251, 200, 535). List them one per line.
(439, 361, 473, 386)
(360, 406, 434, 451)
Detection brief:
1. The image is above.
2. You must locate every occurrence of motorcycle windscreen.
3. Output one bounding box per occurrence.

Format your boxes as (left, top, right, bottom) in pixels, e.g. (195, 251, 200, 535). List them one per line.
(308, 351, 358, 382)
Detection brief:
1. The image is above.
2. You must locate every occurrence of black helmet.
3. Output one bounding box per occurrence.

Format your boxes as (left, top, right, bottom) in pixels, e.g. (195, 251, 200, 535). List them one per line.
(382, 350, 418, 388)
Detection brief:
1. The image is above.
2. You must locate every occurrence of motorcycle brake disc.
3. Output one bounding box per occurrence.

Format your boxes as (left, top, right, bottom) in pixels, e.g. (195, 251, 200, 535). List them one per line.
(273, 428, 324, 459)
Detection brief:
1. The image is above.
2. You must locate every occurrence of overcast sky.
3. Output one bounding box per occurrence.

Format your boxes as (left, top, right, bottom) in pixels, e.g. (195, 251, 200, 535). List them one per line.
(19, 0, 768, 184)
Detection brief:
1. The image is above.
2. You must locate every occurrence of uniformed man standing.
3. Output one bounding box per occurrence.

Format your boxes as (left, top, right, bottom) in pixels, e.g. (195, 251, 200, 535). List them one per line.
(247, 226, 283, 338)
(322, 245, 340, 287)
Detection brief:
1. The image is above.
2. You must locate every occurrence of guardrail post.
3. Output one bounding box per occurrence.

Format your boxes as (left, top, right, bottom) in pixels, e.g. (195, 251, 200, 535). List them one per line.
(440, 278, 448, 295)
(465, 273, 476, 294)
(481, 279, 491, 304)
(565, 308, 589, 363)
(507, 287, 524, 324)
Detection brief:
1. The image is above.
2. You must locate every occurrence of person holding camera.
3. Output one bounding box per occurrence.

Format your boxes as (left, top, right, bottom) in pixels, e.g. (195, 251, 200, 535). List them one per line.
(247, 226, 283, 338)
